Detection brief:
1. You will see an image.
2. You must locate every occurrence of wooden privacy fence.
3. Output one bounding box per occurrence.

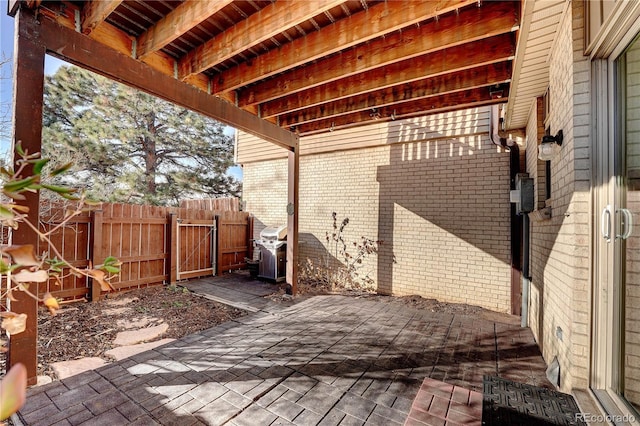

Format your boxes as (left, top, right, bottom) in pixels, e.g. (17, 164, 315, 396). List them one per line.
(179, 197, 241, 211)
(29, 201, 253, 301)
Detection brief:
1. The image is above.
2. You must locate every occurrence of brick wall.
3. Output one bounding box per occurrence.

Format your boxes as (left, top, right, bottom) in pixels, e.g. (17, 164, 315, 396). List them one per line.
(525, 0, 591, 392)
(242, 110, 513, 312)
(242, 159, 288, 241)
(525, 99, 542, 345)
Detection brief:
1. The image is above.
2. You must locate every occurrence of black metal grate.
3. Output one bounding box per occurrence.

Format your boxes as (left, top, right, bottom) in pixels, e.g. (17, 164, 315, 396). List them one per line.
(482, 376, 587, 426)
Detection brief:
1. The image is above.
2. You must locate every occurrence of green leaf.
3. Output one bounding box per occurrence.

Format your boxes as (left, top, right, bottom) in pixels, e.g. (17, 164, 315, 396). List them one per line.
(40, 183, 77, 194)
(0, 259, 10, 274)
(0, 205, 15, 220)
(59, 193, 81, 201)
(102, 265, 120, 274)
(46, 257, 69, 273)
(0, 363, 27, 420)
(50, 162, 73, 177)
(3, 176, 38, 193)
(14, 141, 24, 157)
(33, 158, 50, 175)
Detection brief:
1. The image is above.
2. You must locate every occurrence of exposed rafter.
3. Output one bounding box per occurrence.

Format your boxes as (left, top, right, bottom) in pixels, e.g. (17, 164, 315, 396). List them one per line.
(136, 0, 234, 59)
(210, 0, 482, 94)
(277, 62, 512, 127)
(81, 0, 123, 35)
(256, 0, 519, 117)
(296, 87, 511, 135)
(14, 0, 523, 136)
(177, 0, 346, 80)
(242, 33, 516, 109)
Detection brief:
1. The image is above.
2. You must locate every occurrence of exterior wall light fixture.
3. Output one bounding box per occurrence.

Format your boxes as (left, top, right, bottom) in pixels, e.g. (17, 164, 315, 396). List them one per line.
(538, 130, 563, 161)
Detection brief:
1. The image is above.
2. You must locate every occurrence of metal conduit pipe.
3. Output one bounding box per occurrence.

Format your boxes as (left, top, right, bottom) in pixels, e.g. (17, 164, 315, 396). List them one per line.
(489, 104, 515, 148)
(522, 213, 531, 327)
(490, 105, 524, 317)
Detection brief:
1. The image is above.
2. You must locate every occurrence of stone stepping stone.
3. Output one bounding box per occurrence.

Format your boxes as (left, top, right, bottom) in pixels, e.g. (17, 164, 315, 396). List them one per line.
(51, 357, 106, 380)
(103, 307, 131, 316)
(105, 338, 175, 361)
(116, 316, 161, 330)
(113, 323, 169, 346)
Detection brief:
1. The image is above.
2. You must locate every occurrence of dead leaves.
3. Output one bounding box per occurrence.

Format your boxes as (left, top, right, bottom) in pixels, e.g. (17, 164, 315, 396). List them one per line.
(43, 292, 60, 315)
(3, 244, 40, 267)
(87, 269, 115, 292)
(12, 269, 49, 283)
(0, 312, 27, 335)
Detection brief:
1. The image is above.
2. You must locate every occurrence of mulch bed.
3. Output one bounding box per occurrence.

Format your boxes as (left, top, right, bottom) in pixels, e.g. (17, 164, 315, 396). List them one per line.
(0, 284, 246, 380)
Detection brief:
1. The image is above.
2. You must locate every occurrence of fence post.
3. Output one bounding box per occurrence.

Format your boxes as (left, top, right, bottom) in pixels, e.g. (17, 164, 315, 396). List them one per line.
(248, 214, 255, 260)
(169, 213, 178, 284)
(215, 214, 222, 275)
(89, 209, 103, 301)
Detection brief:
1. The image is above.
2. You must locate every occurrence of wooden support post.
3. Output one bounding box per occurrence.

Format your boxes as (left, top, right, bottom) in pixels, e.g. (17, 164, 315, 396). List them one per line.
(247, 214, 254, 260)
(89, 210, 103, 301)
(7, 7, 46, 386)
(169, 213, 178, 284)
(286, 144, 299, 295)
(215, 215, 222, 276)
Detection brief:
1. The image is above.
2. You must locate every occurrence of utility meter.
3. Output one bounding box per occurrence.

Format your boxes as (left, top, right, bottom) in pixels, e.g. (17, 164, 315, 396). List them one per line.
(510, 173, 534, 215)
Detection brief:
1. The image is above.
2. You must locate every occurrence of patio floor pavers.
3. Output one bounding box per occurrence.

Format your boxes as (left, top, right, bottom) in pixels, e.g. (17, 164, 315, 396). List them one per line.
(17, 275, 553, 426)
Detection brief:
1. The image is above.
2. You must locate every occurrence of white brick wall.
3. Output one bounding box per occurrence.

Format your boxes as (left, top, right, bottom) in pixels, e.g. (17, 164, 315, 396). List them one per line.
(243, 116, 513, 312)
(525, 0, 591, 392)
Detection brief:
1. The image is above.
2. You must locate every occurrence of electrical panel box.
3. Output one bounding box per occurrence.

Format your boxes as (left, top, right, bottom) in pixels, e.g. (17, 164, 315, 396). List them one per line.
(510, 173, 534, 215)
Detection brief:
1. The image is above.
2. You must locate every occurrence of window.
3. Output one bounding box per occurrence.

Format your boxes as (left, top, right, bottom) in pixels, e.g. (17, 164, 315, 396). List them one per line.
(544, 127, 552, 202)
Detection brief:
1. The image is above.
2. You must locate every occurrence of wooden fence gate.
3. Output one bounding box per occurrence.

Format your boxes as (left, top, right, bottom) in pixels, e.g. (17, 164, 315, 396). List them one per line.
(176, 217, 217, 281)
(3, 202, 254, 302)
(217, 211, 253, 273)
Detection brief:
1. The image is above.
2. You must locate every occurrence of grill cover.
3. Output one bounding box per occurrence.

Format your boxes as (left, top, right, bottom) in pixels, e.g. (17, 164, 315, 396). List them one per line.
(260, 225, 287, 241)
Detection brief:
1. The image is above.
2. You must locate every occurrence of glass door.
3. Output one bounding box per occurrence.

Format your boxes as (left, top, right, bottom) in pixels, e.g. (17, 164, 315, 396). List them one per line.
(618, 34, 640, 416)
(593, 33, 640, 423)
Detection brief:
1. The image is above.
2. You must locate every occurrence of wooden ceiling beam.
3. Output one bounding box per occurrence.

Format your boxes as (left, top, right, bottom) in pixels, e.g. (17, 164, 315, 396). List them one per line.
(81, 0, 123, 35)
(30, 10, 297, 149)
(211, 0, 480, 94)
(136, 0, 234, 59)
(177, 0, 346, 80)
(260, 34, 515, 118)
(296, 87, 510, 136)
(36, 3, 211, 95)
(238, 1, 519, 107)
(278, 62, 512, 127)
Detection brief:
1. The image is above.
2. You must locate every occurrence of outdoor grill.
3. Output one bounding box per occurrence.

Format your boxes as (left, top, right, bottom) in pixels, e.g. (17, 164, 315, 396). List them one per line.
(255, 225, 287, 282)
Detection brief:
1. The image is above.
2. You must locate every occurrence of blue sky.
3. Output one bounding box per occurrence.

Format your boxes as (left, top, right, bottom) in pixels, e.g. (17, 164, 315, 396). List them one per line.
(1, 7, 70, 154)
(0, 5, 242, 180)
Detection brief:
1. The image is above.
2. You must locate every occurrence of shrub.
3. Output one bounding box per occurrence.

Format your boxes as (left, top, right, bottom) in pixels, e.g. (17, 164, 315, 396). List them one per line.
(299, 212, 381, 293)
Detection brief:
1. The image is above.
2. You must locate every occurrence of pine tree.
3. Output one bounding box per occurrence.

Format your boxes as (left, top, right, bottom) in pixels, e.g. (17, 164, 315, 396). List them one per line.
(42, 65, 240, 205)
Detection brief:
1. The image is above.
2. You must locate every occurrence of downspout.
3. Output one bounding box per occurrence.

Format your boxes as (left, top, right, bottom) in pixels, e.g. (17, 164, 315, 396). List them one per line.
(522, 213, 531, 327)
(490, 105, 523, 317)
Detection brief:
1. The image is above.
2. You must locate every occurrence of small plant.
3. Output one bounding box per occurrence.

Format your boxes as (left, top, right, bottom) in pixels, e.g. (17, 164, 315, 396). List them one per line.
(135, 306, 150, 314)
(166, 284, 190, 295)
(299, 212, 382, 292)
(0, 143, 120, 421)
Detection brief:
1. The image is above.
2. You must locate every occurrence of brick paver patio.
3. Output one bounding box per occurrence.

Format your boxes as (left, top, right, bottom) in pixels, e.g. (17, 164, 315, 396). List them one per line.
(16, 274, 552, 425)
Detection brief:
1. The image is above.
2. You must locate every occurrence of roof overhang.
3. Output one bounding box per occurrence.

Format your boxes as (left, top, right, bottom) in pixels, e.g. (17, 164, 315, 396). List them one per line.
(8, 0, 526, 141)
